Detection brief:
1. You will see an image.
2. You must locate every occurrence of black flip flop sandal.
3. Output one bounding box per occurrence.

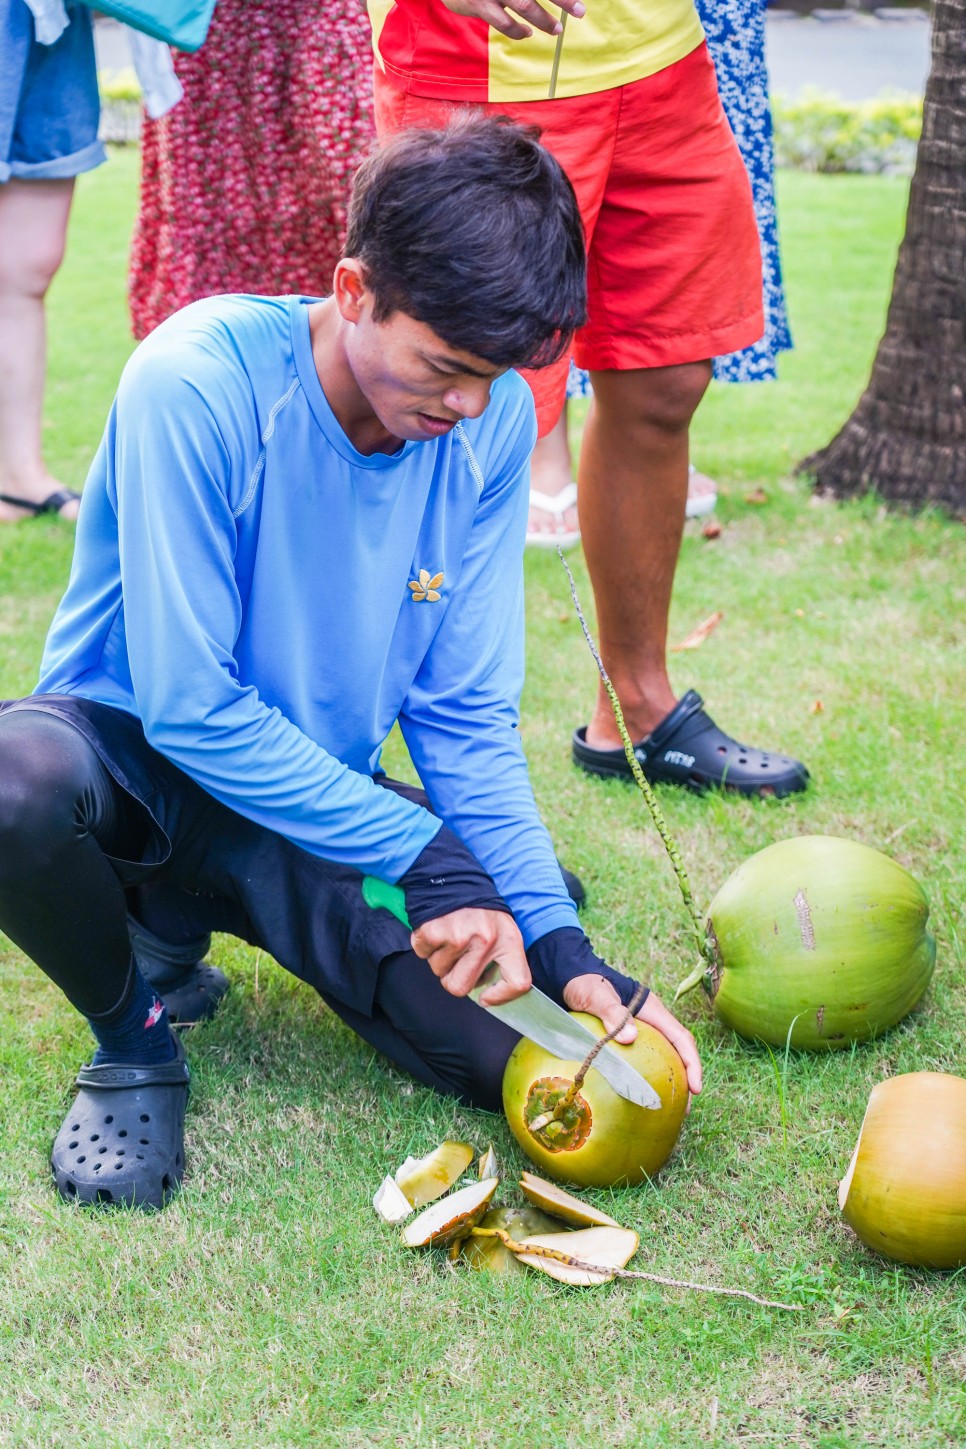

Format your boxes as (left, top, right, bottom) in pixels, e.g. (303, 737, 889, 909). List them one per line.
(51, 1034, 190, 1209)
(572, 690, 810, 799)
(0, 488, 81, 518)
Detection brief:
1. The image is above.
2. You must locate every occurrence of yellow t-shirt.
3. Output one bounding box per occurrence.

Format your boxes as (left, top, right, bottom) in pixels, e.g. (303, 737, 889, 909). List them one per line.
(369, 0, 705, 104)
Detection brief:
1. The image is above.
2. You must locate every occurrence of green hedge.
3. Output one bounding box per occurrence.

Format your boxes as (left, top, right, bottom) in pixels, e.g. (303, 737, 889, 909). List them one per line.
(771, 88, 923, 175)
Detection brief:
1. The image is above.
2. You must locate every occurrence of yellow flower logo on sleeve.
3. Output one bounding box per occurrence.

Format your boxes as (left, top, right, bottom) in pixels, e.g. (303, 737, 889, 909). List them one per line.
(408, 569, 444, 603)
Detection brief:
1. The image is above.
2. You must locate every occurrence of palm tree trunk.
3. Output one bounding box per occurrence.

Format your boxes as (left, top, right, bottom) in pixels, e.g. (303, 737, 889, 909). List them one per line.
(801, 0, 966, 518)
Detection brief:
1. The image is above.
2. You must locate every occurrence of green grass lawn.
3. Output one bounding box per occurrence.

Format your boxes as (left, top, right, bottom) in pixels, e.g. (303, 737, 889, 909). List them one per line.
(1, 150, 964, 1447)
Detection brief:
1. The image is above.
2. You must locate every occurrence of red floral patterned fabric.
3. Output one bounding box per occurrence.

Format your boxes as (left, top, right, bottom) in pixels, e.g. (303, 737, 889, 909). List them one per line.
(129, 0, 375, 339)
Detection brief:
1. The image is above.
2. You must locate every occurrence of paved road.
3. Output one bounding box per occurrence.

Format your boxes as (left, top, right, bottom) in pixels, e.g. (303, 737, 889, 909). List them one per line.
(95, 11, 933, 102)
(766, 12, 931, 99)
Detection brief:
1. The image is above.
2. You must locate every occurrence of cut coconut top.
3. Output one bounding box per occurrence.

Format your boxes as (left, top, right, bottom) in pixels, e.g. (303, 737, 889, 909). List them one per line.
(520, 1171, 621, 1229)
(477, 1144, 499, 1181)
(373, 1174, 414, 1224)
(402, 1178, 499, 1249)
(515, 1225, 640, 1287)
(395, 1141, 475, 1209)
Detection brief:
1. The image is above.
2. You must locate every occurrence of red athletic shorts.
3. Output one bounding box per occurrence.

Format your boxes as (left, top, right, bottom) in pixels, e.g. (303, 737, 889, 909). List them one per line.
(374, 43, 764, 436)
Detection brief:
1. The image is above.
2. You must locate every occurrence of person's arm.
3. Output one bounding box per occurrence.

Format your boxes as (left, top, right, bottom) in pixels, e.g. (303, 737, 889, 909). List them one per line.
(398, 382, 577, 949)
(109, 350, 438, 882)
(441, 0, 585, 42)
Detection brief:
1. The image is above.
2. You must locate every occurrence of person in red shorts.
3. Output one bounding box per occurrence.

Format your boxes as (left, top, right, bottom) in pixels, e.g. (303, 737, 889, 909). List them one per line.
(367, 0, 810, 797)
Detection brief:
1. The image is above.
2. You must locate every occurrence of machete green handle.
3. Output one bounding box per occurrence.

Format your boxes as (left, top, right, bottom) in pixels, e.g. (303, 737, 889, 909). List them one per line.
(361, 876, 411, 930)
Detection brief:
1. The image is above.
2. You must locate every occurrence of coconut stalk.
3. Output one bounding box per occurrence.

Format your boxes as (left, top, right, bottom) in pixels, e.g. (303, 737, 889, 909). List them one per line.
(557, 550, 716, 990)
(468, 1227, 804, 1311)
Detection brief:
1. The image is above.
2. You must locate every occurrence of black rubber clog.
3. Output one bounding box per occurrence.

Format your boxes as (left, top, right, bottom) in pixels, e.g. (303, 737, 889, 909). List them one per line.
(572, 690, 810, 798)
(51, 1034, 190, 1209)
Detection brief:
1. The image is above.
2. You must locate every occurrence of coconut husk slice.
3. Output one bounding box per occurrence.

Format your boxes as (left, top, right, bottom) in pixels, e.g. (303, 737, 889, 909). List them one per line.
(394, 1140, 475, 1209)
(402, 1178, 499, 1249)
(520, 1171, 621, 1229)
(372, 1174, 414, 1223)
(477, 1144, 499, 1181)
(514, 1226, 640, 1286)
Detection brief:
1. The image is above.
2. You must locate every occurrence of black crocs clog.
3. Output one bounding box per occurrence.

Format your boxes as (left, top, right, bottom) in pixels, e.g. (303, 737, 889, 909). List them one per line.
(572, 690, 810, 798)
(51, 1034, 190, 1209)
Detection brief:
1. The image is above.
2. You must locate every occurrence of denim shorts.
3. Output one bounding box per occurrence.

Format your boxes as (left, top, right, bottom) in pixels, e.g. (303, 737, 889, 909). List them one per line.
(0, 1, 106, 183)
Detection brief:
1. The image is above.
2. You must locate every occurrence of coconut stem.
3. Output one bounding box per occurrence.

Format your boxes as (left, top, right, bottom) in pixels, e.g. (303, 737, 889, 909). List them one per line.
(470, 1227, 804, 1311)
(558, 550, 717, 985)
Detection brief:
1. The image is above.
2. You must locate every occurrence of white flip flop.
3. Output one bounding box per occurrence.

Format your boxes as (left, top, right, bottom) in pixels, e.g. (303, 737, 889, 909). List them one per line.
(526, 481, 581, 550)
(685, 464, 718, 519)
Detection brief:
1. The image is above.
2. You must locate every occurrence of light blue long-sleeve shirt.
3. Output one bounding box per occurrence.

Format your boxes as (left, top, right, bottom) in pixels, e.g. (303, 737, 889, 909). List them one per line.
(37, 295, 578, 946)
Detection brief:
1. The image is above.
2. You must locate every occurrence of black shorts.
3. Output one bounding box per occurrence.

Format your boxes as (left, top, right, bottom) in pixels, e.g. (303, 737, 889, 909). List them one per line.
(0, 695, 520, 1108)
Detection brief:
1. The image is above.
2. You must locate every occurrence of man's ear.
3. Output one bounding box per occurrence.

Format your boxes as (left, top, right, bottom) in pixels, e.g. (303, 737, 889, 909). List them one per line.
(333, 259, 370, 323)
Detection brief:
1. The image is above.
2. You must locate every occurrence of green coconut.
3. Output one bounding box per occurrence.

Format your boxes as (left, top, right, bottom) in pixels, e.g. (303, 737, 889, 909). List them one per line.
(685, 835, 935, 1050)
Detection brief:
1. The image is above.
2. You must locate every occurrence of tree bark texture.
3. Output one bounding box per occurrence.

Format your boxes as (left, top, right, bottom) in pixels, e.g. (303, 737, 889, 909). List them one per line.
(801, 0, 966, 518)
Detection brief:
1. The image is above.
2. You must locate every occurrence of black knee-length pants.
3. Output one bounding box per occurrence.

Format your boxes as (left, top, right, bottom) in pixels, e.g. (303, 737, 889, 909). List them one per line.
(0, 697, 520, 1110)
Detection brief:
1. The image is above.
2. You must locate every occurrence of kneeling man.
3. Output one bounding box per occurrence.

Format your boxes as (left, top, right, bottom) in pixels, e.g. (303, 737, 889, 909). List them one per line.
(0, 118, 700, 1209)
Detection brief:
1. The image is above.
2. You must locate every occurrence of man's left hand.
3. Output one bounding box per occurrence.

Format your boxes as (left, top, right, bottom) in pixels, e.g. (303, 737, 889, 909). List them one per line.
(562, 973, 702, 1099)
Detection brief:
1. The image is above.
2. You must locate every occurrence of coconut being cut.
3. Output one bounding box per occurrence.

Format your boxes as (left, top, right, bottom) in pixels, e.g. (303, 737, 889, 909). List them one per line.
(503, 1015, 688, 1188)
(839, 1072, 966, 1269)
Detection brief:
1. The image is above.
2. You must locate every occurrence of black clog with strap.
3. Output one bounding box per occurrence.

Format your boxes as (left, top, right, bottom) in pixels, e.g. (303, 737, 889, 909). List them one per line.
(51, 1034, 190, 1209)
(572, 690, 810, 798)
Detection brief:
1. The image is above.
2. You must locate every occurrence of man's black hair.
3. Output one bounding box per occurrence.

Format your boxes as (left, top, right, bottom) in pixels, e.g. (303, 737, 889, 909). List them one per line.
(345, 114, 587, 370)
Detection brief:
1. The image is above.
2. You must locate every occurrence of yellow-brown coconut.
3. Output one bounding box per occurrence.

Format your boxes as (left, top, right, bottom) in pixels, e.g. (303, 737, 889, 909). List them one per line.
(502, 1014, 687, 1188)
(838, 1072, 966, 1269)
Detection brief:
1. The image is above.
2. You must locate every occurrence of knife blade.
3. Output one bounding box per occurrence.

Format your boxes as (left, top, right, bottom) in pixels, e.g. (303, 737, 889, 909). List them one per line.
(361, 876, 661, 1110)
(468, 963, 661, 1111)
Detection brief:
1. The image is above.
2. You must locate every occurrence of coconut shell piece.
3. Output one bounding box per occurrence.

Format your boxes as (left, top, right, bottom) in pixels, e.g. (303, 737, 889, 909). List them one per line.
(394, 1140, 475, 1209)
(462, 1205, 561, 1274)
(402, 1178, 499, 1249)
(838, 1072, 966, 1269)
(515, 1225, 640, 1286)
(519, 1171, 621, 1228)
(372, 1174, 414, 1223)
(477, 1144, 499, 1181)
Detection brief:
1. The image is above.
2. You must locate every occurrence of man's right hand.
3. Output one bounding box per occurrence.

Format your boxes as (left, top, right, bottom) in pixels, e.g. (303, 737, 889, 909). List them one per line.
(441, 0, 585, 43)
(411, 907, 531, 1004)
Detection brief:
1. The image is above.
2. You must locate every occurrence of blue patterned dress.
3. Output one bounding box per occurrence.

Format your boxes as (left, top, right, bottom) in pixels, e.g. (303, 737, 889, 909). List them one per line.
(699, 0, 792, 381)
(567, 0, 791, 397)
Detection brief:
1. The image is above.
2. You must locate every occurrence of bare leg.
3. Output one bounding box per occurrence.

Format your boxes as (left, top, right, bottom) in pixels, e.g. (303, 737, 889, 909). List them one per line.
(0, 177, 79, 522)
(527, 402, 580, 540)
(580, 362, 712, 749)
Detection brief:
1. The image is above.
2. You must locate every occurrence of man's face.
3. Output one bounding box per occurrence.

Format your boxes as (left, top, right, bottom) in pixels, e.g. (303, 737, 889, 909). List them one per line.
(347, 299, 509, 445)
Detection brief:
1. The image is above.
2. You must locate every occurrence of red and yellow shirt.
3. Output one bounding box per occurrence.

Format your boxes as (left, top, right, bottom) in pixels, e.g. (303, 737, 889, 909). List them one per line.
(368, 0, 705, 104)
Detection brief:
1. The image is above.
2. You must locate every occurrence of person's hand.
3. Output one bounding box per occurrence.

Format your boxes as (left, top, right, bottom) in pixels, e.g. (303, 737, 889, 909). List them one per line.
(411, 907, 531, 1004)
(441, 0, 585, 42)
(562, 974, 702, 1100)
